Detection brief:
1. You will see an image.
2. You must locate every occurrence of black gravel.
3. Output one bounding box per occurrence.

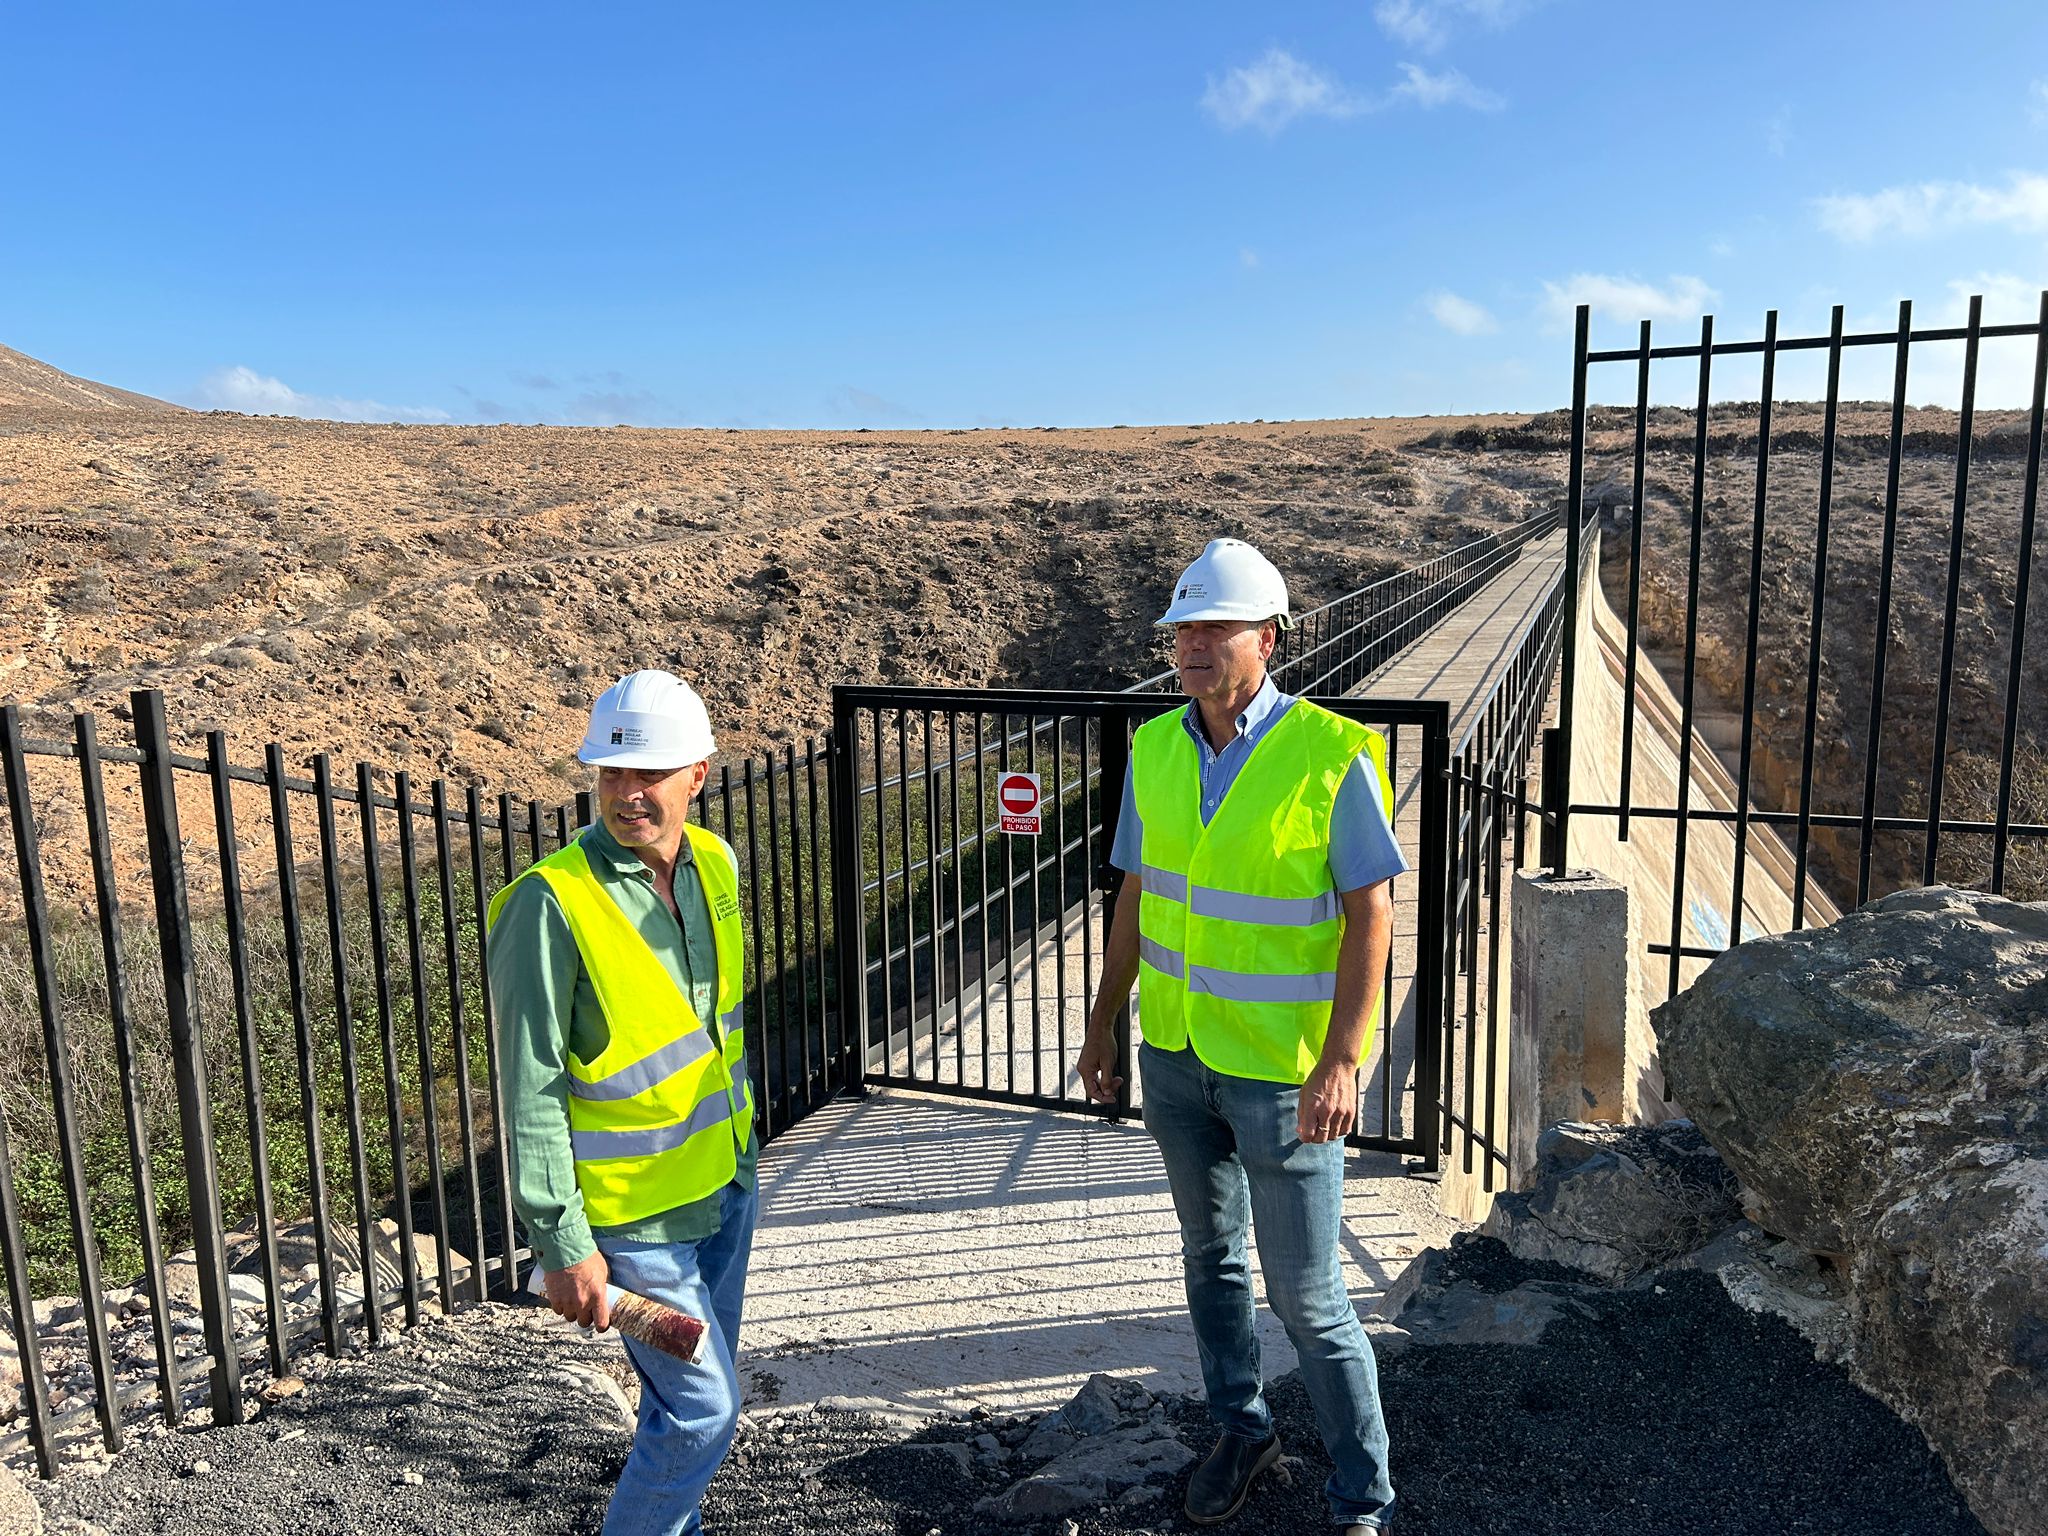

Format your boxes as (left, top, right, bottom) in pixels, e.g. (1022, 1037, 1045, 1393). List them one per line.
(31, 1245, 1987, 1535)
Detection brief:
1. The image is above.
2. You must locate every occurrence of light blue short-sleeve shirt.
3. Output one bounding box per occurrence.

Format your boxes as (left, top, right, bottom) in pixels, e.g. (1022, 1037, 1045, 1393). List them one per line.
(1109, 678, 1407, 893)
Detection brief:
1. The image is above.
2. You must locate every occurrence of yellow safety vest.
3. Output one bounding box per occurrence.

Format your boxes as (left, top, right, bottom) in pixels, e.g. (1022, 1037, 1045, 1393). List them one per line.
(1132, 699, 1393, 1085)
(486, 822, 752, 1225)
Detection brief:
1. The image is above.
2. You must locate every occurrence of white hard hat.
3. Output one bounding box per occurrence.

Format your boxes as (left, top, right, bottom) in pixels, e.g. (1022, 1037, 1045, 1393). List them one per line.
(578, 670, 716, 769)
(1156, 539, 1294, 629)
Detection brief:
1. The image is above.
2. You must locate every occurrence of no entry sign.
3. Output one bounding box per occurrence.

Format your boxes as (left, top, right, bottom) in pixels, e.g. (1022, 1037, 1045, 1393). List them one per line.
(997, 771, 1042, 835)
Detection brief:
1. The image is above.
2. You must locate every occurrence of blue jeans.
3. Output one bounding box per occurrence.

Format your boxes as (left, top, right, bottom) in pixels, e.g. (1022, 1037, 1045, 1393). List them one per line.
(1140, 1041, 1395, 1528)
(594, 1181, 758, 1536)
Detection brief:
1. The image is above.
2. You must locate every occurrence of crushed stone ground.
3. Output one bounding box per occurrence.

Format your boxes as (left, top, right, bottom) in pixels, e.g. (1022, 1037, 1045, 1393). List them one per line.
(29, 1244, 1984, 1535)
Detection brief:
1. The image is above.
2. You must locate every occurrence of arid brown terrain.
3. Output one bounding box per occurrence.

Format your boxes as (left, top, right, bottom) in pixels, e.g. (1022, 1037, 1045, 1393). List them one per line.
(2, 345, 2039, 908)
(0, 347, 1545, 796)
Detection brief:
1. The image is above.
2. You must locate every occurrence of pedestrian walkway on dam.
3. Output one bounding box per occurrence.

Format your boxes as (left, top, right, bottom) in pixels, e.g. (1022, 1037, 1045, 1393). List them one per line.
(1353, 527, 1567, 743)
(734, 1090, 1459, 1419)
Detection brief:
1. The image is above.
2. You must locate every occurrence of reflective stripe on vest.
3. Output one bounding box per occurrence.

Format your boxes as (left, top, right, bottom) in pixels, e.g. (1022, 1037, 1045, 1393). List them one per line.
(1131, 699, 1391, 1085)
(486, 822, 751, 1224)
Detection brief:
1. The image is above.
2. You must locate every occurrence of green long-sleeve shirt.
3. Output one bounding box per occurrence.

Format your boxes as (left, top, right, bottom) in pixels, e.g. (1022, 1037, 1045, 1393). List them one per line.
(487, 816, 757, 1272)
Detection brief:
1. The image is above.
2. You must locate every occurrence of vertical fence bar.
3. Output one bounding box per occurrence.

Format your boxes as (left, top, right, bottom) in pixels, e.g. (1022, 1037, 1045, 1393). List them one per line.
(741, 760, 772, 1138)
(2, 707, 121, 1449)
(1858, 300, 1913, 905)
(1925, 294, 1983, 883)
(396, 771, 455, 1314)
(1051, 717, 1070, 1095)
(1791, 307, 1845, 928)
(784, 746, 814, 1112)
(526, 799, 544, 869)
(894, 715, 916, 1079)
(360, 765, 421, 1325)
(209, 731, 282, 1382)
(1412, 717, 1449, 1173)
(268, 740, 341, 1357)
(1483, 761, 1506, 1190)
(132, 692, 242, 1418)
(1728, 310, 1778, 935)
(1619, 319, 1652, 842)
(974, 714, 993, 1091)
(0, 1051, 55, 1473)
(1099, 711, 1135, 1120)
(947, 711, 967, 1089)
(825, 716, 863, 1090)
(1551, 303, 1590, 874)
(467, 783, 520, 1297)
(1667, 316, 1714, 1000)
(313, 754, 382, 1346)
(499, 792, 518, 887)
(1078, 718, 1097, 1061)
(869, 716, 893, 1078)
(1993, 292, 2048, 894)
(920, 712, 944, 1085)
(1460, 760, 1481, 1177)
(999, 715, 1019, 1089)
(433, 781, 488, 1303)
(763, 755, 792, 1126)
(85, 716, 186, 1411)
(805, 739, 832, 1096)
(1026, 720, 1044, 1097)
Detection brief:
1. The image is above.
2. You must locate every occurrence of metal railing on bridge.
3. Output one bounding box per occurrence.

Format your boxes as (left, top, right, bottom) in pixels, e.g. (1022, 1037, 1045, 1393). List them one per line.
(1553, 293, 2048, 1001)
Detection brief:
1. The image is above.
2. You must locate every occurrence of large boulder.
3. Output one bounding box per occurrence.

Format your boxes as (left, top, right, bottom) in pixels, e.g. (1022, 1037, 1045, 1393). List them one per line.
(1482, 1121, 1742, 1283)
(1656, 886, 2048, 1536)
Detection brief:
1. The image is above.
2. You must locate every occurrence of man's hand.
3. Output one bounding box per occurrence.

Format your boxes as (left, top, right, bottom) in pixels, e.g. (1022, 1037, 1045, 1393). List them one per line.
(1297, 1057, 1358, 1144)
(543, 1251, 612, 1330)
(1077, 1027, 1124, 1104)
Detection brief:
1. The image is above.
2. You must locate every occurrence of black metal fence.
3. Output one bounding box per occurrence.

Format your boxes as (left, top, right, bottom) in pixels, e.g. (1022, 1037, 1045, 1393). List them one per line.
(0, 692, 842, 1475)
(827, 687, 1450, 1163)
(1555, 294, 2048, 1000)
(1434, 511, 1588, 1189)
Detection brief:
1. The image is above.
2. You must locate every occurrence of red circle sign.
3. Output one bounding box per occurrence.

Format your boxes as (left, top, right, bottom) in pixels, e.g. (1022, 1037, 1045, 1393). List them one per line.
(998, 774, 1038, 813)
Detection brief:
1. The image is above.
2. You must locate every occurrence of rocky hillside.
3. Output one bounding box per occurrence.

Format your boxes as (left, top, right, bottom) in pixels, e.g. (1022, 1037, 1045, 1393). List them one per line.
(0, 344, 183, 418)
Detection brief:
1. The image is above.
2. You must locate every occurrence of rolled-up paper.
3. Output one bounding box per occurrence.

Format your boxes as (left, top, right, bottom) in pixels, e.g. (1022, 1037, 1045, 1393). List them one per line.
(527, 1264, 708, 1364)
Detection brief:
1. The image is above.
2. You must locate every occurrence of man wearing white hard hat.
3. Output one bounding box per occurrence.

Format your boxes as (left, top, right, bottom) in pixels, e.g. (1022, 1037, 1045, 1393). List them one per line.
(1079, 539, 1405, 1532)
(487, 670, 755, 1536)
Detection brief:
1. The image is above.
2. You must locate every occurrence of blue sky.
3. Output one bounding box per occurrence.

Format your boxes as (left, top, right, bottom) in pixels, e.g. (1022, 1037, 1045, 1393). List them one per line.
(4, 1, 2045, 427)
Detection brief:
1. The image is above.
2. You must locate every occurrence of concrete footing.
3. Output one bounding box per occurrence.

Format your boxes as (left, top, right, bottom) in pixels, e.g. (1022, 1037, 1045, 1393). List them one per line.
(1508, 869, 1639, 1186)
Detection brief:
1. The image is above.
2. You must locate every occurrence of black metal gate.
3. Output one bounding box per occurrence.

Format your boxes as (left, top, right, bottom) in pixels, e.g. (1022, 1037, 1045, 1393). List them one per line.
(827, 685, 1451, 1164)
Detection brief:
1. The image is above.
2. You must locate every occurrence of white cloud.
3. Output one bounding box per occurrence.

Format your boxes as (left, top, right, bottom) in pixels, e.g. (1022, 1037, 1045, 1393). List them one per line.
(1540, 273, 1718, 324)
(1389, 62, 1504, 112)
(1372, 0, 1527, 52)
(1813, 173, 2048, 242)
(1239, 248, 1261, 269)
(194, 365, 451, 423)
(1202, 49, 1503, 133)
(1427, 290, 1497, 334)
(1202, 49, 1367, 133)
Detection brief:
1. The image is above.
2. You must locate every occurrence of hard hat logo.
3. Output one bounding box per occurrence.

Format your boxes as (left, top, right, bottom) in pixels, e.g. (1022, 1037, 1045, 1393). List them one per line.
(1157, 540, 1293, 630)
(578, 670, 717, 769)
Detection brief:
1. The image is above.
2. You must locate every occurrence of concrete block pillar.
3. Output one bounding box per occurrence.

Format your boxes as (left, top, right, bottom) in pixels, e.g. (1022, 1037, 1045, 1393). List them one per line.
(1509, 868, 1633, 1187)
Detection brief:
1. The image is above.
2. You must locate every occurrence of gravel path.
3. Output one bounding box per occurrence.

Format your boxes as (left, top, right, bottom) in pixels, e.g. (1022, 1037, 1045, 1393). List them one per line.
(30, 1244, 1985, 1535)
